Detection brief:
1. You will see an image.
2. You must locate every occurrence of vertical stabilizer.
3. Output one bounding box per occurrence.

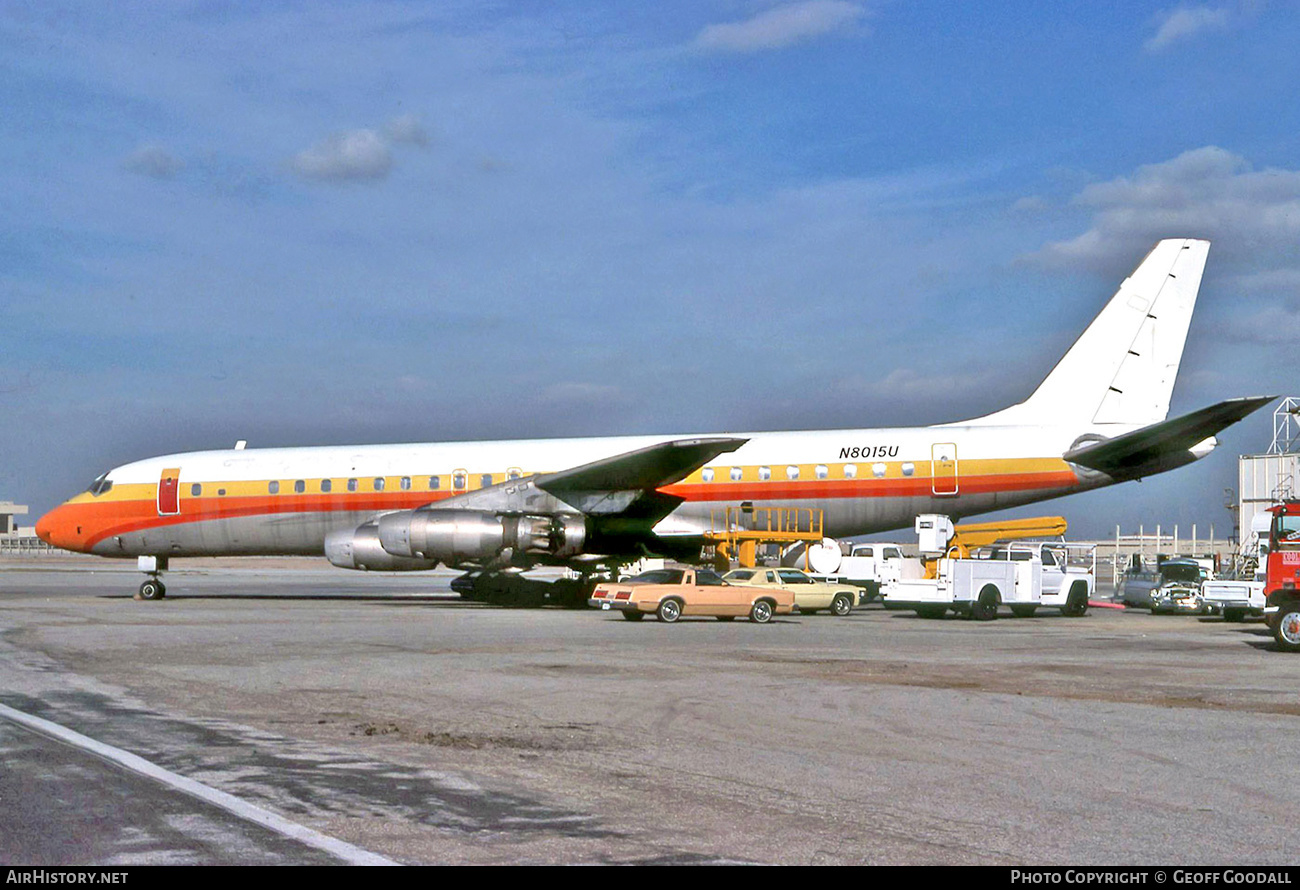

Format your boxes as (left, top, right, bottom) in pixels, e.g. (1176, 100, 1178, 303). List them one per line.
(969, 238, 1209, 428)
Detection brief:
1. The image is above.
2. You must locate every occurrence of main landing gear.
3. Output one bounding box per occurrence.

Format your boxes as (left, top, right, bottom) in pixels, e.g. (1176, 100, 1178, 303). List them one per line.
(135, 555, 168, 601)
(450, 571, 600, 608)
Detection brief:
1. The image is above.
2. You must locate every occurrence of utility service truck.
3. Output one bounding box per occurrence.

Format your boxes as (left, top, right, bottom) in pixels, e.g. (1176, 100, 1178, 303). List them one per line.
(879, 515, 1086, 620)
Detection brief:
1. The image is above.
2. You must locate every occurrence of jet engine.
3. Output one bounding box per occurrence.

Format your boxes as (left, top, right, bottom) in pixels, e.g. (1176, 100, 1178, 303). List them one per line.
(324, 521, 441, 571)
(375, 507, 587, 567)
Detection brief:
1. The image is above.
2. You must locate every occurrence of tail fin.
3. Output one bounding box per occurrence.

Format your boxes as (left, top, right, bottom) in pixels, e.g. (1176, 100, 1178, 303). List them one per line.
(972, 238, 1210, 428)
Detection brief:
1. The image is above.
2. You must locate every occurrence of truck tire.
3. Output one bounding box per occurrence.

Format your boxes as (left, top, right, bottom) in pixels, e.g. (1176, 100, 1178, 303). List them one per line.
(1010, 605, 1037, 618)
(1061, 582, 1089, 617)
(971, 585, 1000, 621)
(1274, 603, 1300, 653)
(830, 593, 854, 616)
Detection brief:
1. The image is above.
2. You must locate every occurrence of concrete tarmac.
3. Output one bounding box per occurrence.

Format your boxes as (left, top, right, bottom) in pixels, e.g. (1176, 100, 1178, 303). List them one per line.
(1, 558, 1297, 865)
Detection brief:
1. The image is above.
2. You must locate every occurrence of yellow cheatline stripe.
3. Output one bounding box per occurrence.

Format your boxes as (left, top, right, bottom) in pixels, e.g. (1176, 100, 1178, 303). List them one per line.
(66, 471, 528, 504)
(64, 456, 1070, 505)
(687, 457, 1069, 483)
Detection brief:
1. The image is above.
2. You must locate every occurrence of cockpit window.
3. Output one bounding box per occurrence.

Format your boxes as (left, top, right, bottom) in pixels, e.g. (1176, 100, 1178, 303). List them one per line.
(87, 473, 113, 497)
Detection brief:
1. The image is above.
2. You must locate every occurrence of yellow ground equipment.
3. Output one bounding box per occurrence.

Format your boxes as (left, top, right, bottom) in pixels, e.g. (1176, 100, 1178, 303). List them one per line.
(705, 506, 825, 569)
(923, 515, 1068, 578)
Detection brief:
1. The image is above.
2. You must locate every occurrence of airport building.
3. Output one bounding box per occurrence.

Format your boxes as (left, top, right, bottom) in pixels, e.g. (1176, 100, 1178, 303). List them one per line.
(1236, 397, 1299, 541)
(0, 500, 64, 555)
(1, 501, 27, 535)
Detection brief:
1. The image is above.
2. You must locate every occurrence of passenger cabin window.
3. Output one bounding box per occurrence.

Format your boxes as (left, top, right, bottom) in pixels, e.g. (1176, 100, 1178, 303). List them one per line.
(786, 466, 800, 480)
(191, 483, 201, 497)
(268, 481, 280, 494)
(778, 569, 814, 585)
(730, 467, 743, 481)
(321, 479, 332, 493)
(294, 480, 305, 494)
(901, 462, 915, 476)
(759, 466, 771, 481)
(815, 465, 828, 479)
(217, 488, 226, 496)
(872, 463, 887, 477)
(508, 468, 522, 480)
(347, 478, 358, 492)
(400, 476, 411, 491)
(697, 570, 726, 586)
(480, 474, 493, 488)
(373, 477, 385, 491)
(882, 547, 901, 560)
(453, 472, 467, 490)
(844, 464, 857, 479)
(702, 468, 715, 482)
(429, 476, 440, 490)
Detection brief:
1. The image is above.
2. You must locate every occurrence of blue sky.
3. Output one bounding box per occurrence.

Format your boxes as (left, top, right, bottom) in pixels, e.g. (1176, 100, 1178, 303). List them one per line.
(3, 1, 1298, 537)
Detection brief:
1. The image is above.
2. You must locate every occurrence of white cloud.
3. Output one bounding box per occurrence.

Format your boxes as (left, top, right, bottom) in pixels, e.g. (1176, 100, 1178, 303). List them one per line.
(1145, 6, 1231, 52)
(1233, 268, 1300, 299)
(693, 1, 866, 53)
(1221, 304, 1300, 345)
(1010, 195, 1050, 214)
(1030, 147, 1300, 271)
(291, 129, 392, 182)
(121, 144, 183, 179)
(291, 116, 432, 183)
(385, 114, 430, 147)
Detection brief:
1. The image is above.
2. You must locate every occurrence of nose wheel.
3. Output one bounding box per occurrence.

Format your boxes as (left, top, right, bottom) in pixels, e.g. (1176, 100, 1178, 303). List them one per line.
(135, 555, 169, 601)
(138, 578, 167, 600)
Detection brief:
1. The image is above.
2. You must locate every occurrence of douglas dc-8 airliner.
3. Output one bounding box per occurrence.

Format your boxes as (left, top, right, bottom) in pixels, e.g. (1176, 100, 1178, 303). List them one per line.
(37, 239, 1271, 603)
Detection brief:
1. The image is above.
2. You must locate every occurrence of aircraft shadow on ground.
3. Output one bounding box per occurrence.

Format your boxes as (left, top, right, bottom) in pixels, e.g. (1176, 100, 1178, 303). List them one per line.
(94, 593, 476, 605)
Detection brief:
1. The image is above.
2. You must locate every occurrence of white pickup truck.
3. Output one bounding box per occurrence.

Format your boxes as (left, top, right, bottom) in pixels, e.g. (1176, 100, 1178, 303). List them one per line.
(805, 540, 909, 602)
(971, 542, 1093, 617)
(1200, 578, 1265, 621)
(1201, 512, 1269, 622)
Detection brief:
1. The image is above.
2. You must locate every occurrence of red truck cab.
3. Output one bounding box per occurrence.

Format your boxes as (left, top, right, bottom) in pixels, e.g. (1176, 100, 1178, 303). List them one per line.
(1264, 501, 1300, 651)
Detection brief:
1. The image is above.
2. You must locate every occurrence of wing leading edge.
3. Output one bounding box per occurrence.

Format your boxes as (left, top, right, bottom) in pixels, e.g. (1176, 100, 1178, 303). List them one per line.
(536, 436, 748, 519)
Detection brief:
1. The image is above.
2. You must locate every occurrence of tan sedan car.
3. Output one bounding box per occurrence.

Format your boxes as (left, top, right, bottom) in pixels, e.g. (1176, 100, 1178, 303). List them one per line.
(722, 568, 861, 616)
(589, 567, 794, 623)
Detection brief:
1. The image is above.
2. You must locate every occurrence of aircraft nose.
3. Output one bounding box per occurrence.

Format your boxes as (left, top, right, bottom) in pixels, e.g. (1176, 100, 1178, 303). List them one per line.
(35, 503, 83, 552)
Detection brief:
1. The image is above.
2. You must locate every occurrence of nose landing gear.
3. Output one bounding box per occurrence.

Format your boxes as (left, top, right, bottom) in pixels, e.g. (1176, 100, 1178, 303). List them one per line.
(135, 555, 169, 601)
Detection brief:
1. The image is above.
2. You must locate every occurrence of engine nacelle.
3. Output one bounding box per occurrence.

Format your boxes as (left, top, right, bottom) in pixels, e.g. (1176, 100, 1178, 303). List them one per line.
(324, 522, 440, 572)
(376, 508, 587, 566)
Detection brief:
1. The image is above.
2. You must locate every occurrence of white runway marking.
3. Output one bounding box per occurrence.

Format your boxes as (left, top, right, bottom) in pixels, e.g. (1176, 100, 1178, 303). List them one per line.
(0, 701, 399, 866)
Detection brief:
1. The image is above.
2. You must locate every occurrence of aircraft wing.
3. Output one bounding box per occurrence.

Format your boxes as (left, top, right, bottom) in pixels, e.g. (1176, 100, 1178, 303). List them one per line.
(1064, 396, 1275, 478)
(408, 436, 747, 523)
(536, 437, 747, 518)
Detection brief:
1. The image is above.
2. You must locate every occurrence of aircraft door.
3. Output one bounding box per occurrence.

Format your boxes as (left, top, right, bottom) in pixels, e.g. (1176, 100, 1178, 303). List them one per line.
(931, 443, 958, 496)
(158, 467, 181, 515)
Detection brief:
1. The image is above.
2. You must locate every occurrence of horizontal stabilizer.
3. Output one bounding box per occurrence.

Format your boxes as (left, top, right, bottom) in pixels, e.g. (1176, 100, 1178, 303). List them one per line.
(1064, 396, 1275, 476)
